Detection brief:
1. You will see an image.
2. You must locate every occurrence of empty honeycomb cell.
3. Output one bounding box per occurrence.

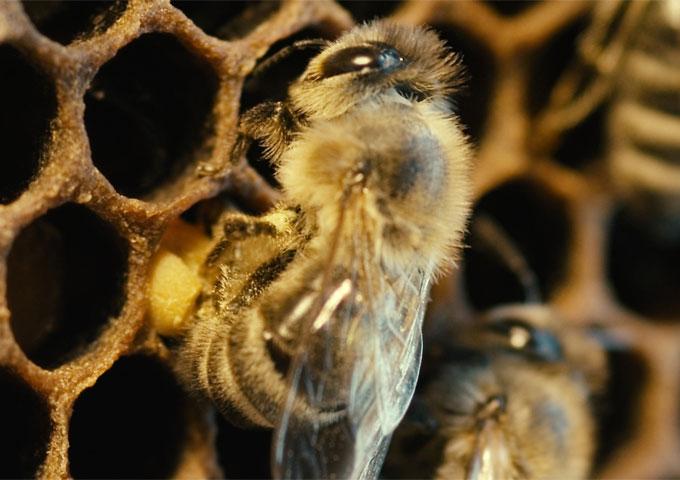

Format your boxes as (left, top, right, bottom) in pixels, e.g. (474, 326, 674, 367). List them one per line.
(430, 25, 495, 145)
(606, 206, 680, 320)
(528, 15, 588, 116)
(171, 1, 281, 40)
(68, 355, 187, 478)
(552, 104, 606, 170)
(593, 349, 648, 469)
(21, 0, 127, 45)
(84, 33, 219, 199)
(0, 44, 57, 205)
(337, 1, 402, 22)
(6, 203, 128, 369)
(215, 416, 272, 479)
(463, 179, 570, 310)
(0, 368, 52, 478)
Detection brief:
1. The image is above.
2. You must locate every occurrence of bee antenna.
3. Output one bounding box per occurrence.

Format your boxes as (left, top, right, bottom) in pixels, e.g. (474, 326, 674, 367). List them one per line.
(250, 39, 330, 78)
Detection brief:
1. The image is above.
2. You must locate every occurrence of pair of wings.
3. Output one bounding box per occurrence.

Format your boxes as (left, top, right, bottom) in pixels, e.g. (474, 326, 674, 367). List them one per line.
(271, 188, 433, 479)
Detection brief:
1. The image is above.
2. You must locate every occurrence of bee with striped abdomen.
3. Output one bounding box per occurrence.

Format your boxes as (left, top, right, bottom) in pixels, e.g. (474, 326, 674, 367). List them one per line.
(154, 21, 472, 479)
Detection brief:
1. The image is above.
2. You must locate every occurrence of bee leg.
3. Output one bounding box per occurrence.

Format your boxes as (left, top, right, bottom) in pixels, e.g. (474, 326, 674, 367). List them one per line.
(203, 208, 300, 288)
(231, 101, 301, 164)
(177, 210, 301, 428)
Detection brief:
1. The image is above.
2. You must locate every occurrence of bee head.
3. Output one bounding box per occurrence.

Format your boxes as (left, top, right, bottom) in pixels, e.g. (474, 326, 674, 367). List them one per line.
(316, 41, 405, 80)
(289, 21, 464, 119)
(399, 305, 606, 479)
(479, 305, 608, 394)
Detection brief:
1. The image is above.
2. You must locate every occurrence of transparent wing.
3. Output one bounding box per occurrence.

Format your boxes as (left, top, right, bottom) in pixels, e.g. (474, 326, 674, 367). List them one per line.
(272, 189, 432, 479)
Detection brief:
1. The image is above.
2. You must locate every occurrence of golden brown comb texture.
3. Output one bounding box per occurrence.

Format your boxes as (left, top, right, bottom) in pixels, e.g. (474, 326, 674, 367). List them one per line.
(0, 1, 677, 478)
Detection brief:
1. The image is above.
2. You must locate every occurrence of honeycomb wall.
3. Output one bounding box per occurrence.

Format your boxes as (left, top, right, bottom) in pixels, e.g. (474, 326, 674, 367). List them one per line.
(0, 1, 677, 478)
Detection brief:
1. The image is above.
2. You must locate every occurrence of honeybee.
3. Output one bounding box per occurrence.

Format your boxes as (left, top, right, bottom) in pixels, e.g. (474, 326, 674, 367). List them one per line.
(171, 21, 472, 479)
(384, 304, 606, 480)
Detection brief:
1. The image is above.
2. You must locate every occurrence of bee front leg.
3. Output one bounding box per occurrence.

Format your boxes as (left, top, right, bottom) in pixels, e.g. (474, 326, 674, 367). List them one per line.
(231, 101, 301, 165)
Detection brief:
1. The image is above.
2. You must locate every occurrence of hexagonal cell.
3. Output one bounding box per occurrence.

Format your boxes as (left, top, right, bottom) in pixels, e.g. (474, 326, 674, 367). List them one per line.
(0, 368, 52, 478)
(84, 33, 219, 199)
(528, 15, 588, 116)
(463, 179, 571, 310)
(171, 1, 281, 40)
(0, 44, 57, 204)
(68, 355, 187, 478)
(21, 0, 127, 45)
(430, 25, 495, 145)
(6, 203, 128, 369)
(338, 1, 402, 22)
(607, 206, 680, 320)
(531, 12, 607, 170)
(215, 416, 272, 479)
(593, 348, 648, 469)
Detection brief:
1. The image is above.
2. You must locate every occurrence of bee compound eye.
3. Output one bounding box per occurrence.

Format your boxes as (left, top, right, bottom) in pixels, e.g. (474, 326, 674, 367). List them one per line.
(319, 44, 403, 79)
(487, 318, 563, 362)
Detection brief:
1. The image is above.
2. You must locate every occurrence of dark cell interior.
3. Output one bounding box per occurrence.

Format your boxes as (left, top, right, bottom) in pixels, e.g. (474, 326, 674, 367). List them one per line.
(431, 25, 495, 145)
(483, 0, 538, 16)
(171, 1, 280, 40)
(6, 204, 128, 369)
(528, 10, 606, 170)
(239, 27, 336, 187)
(0, 369, 52, 479)
(593, 348, 648, 469)
(180, 193, 233, 234)
(215, 416, 272, 479)
(338, 1, 402, 22)
(463, 179, 571, 310)
(0, 45, 56, 204)
(607, 206, 680, 320)
(552, 104, 607, 170)
(463, 239, 528, 309)
(84, 33, 218, 199)
(68, 355, 187, 478)
(528, 14, 588, 116)
(21, 0, 127, 45)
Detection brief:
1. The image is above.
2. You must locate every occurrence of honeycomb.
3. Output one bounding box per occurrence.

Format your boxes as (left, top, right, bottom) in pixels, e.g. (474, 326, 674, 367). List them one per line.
(0, 0, 677, 478)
